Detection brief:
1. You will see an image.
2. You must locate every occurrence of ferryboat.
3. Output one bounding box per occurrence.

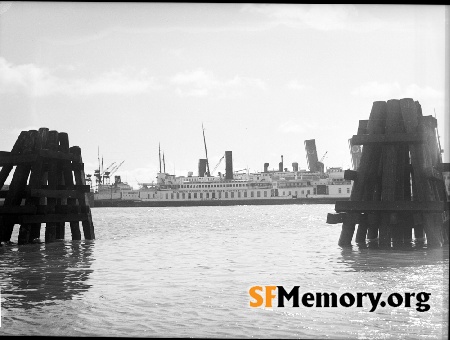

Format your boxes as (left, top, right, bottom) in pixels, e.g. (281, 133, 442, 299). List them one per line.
(90, 135, 355, 207)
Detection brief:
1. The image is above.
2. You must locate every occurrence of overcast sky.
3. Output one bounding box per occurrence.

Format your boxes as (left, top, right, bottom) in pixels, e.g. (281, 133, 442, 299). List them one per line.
(0, 3, 448, 188)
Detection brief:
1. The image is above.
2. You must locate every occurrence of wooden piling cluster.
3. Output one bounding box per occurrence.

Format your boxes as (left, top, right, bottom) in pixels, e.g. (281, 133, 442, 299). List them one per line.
(0, 128, 95, 245)
(327, 98, 449, 248)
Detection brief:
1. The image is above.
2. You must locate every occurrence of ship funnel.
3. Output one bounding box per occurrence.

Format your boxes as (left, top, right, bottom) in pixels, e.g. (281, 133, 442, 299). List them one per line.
(279, 155, 283, 172)
(304, 139, 319, 172)
(349, 137, 363, 171)
(317, 161, 325, 173)
(225, 151, 233, 180)
(198, 159, 207, 177)
(292, 162, 298, 172)
(264, 163, 269, 172)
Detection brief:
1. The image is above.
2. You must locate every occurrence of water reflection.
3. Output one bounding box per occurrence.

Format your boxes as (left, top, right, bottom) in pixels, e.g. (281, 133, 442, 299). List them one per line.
(0, 241, 94, 310)
(337, 243, 449, 272)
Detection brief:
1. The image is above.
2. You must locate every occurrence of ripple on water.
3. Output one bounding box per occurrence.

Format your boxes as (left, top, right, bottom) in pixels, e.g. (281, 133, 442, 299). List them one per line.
(0, 205, 448, 338)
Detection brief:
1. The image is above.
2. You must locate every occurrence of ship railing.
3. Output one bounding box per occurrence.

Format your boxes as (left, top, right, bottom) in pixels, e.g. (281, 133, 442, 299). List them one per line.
(328, 181, 352, 185)
(248, 183, 272, 188)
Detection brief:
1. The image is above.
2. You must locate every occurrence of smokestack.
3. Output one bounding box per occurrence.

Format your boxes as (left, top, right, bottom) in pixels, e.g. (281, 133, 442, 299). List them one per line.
(304, 139, 319, 172)
(198, 159, 207, 177)
(292, 162, 298, 172)
(317, 161, 324, 173)
(279, 155, 283, 172)
(349, 138, 362, 170)
(264, 163, 269, 172)
(225, 151, 233, 180)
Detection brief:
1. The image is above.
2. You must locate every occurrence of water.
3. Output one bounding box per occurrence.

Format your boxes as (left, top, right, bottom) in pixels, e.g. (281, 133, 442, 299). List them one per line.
(0, 205, 448, 338)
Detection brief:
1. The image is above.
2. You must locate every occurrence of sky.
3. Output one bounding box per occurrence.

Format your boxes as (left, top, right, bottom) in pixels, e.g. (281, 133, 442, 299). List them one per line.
(0, 3, 448, 189)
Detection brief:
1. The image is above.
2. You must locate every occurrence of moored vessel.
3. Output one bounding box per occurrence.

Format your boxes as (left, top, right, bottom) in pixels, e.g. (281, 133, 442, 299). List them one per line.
(90, 135, 354, 207)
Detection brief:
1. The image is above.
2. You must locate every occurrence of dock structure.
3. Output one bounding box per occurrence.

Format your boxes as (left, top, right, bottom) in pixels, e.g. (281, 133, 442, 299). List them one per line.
(327, 98, 449, 248)
(0, 128, 95, 245)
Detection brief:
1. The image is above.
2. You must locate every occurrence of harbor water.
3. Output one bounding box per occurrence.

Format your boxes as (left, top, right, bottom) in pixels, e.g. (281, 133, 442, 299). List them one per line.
(0, 205, 448, 338)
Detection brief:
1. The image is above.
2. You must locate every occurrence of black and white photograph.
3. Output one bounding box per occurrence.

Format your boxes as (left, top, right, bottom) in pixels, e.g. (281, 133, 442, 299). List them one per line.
(0, 2, 448, 338)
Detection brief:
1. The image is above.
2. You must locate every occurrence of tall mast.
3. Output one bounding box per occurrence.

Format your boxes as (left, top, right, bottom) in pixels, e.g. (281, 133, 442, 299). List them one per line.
(158, 143, 161, 173)
(202, 123, 210, 176)
(97, 146, 101, 187)
(163, 152, 166, 173)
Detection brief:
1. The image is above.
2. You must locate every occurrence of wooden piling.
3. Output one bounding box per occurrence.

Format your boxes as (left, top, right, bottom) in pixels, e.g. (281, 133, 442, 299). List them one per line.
(59, 133, 82, 240)
(0, 128, 95, 245)
(0, 131, 27, 188)
(328, 98, 449, 249)
(355, 213, 368, 243)
(18, 128, 49, 244)
(379, 100, 405, 247)
(44, 131, 59, 243)
(70, 146, 95, 240)
(400, 99, 443, 247)
(337, 101, 386, 246)
(1, 131, 36, 242)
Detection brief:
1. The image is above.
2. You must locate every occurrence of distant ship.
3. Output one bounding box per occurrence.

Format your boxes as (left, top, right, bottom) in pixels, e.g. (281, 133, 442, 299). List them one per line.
(89, 131, 356, 207)
(91, 166, 353, 208)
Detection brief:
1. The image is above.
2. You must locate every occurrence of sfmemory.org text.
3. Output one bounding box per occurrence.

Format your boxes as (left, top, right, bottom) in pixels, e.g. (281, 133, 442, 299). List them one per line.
(249, 286, 431, 312)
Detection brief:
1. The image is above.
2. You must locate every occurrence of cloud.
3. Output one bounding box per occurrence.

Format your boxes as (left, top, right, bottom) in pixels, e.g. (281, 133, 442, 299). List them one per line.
(278, 122, 305, 133)
(350, 81, 443, 100)
(277, 121, 318, 134)
(287, 79, 311, 91)
(170, 68, 266, 97)
(242, 4, 362, 31)
(0, 58, 266, 99)
(72, 69, 160, 96)
(350, 81, 402, 98)
(0, 57, 160, 97)
(402, 84, 443, 99)
(0, 1, 13, 15)
(278, 121, 337, 134)
(8, 126, 43, 137)
(42, 24, 273, 47)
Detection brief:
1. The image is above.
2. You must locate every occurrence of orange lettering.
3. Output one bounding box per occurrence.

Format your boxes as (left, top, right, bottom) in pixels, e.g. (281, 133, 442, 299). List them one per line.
(265, 286, 277, 307)
(249, 286, 264, 307)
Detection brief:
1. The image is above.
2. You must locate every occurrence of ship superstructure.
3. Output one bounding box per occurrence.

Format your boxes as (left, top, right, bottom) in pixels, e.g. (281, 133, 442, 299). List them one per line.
(92, 141, 353, 204)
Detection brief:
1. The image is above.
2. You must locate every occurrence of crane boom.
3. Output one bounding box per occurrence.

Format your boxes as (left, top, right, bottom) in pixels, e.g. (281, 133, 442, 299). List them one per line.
(110, 160, 125, 176)
(320, 151, 328, 162)
(211, 154, 225, 175)
(101, 162, 116, 175)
